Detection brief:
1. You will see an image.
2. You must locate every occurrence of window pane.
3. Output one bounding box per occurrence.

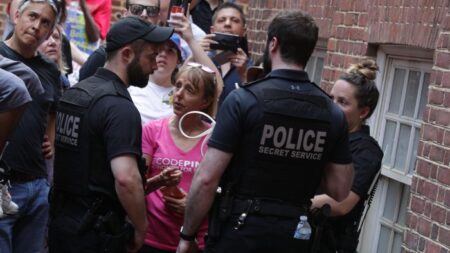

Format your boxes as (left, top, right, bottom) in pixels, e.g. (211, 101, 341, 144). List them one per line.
(306, 56, 315, 77)
(388, 68, 406, 114)
(398, 185, 410, 225)
(409, 129, 420, 174)
(392, 231, 403, 253)
(417, 73, 430, 119)
(377, 225, 391, 253)
(313, 57, 324, 85)
(394, 124, 411, 171)
(402, 71, 420, 118)
(382, 121, 397, 167)
(383, 180, 401, 220)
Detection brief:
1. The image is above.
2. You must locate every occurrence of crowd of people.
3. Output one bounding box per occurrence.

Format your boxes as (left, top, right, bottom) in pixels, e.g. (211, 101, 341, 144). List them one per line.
(0, 0, 384, 253)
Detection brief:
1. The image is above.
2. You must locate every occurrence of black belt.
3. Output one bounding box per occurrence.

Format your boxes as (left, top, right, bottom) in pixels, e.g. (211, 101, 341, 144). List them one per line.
(10, 170, 42, 183)
(231, 198, 309, 218)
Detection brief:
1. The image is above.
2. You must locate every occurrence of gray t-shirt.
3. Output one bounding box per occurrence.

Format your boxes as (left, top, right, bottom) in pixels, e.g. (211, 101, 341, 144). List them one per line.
(0, 68, 31, 112)
(0, 55, 44, 98)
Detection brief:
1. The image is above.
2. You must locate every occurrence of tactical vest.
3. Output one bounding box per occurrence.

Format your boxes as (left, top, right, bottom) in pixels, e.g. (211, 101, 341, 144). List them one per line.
(53, 78, 131, 205)
(234, 78, 333, 204)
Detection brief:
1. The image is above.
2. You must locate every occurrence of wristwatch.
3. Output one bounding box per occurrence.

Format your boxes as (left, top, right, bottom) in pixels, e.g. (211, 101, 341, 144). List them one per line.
(179, 226, 197, 241)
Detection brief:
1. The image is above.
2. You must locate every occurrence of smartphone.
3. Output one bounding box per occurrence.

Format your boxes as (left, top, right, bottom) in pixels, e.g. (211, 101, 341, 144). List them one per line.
(167, 0, 191, 21)
(160, 186, 185, 199)
(210, 32, 241, 53)
(212, 50, 235, 65)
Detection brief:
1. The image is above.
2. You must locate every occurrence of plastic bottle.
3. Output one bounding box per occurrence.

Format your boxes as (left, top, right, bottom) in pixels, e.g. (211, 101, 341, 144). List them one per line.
(293, 215, 312, 240)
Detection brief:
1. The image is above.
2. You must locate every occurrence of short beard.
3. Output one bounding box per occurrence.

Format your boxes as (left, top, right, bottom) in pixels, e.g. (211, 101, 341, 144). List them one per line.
(262, 43, 272, 74)
(127, 56, 150, 88)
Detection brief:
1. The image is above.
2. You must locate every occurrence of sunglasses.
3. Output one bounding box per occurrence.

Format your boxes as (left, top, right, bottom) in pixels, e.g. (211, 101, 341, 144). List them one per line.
(129, 4, 160, 17)
(186, 62, 215, 74)
(19, 0, 60, 15)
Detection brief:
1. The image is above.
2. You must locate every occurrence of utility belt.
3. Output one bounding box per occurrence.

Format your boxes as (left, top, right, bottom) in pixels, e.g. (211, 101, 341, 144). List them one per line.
(51, 192, 133, 253)
(232, 197, 310, 218)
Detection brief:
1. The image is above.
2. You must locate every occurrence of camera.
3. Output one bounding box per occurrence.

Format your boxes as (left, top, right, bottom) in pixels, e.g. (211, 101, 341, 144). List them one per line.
(210, 32, 242, 53)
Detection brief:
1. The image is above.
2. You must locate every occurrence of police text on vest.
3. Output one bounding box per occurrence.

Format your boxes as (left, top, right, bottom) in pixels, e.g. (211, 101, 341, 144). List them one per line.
(258, 124, 326, 160)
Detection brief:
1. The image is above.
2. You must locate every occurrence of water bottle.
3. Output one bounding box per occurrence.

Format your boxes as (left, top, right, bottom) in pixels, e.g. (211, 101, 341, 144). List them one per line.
(293, 215, 312, 240)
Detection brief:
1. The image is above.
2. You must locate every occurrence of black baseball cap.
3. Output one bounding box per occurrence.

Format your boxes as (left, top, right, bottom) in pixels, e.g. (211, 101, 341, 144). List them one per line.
(105, 16, 174, 52)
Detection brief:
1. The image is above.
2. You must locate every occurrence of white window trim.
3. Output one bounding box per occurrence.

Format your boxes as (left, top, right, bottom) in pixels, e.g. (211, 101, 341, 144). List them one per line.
(359, 45, 432, 253)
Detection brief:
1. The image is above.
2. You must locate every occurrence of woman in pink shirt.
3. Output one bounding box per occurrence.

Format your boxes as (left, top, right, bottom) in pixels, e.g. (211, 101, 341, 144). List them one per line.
(140, 11, 223, 253)
(141, 62, 219, 253)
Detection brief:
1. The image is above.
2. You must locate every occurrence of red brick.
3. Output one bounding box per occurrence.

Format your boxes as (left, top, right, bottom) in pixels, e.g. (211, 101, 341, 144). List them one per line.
(444, 150, 450, 165)
(411, 195, 426, 213)
(405, 231, 419, 249)
(442, 72, 450, 89)
(428, 88, 444, 105)
(429, 145, 444, 164)
(425, 201, 432, 216)
(444, 93, 450, 107)
(436, 52, 450, 69)
(416, 159, 431, 178)
(445, 189, 450, 208)
(438, 227, 450, 247)
(437, 186, 445, 203)
(417, 217, 431, 236)
(447, 210, 450, 226)
(431, 203, 446, 223)
(423, 143, 431, 158)
(344, 13, 358, 26)
(444, 131, 450, 146)
(437, 167, 450, 186)
(436, 110, 450, 127)
(418, 179, 438, 201)
(425, 240, 441, 253)
(430, 164, 438, 180)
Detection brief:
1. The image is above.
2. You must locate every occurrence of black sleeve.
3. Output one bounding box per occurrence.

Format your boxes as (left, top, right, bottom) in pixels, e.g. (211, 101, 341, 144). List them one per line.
(89, 96, 142, 161)
(79, 47, 106, 81)
(328, 108, 353, 164)
(351, 141, 383, 198)
(208, 89, 253, 153)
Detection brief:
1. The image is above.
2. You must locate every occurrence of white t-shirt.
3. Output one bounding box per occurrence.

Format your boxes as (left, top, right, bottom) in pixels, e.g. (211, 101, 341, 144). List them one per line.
(128, 82, 174, 124)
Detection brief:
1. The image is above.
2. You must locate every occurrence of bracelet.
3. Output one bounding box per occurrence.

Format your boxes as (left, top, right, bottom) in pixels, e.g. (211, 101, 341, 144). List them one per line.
(179, 226, 197, 241)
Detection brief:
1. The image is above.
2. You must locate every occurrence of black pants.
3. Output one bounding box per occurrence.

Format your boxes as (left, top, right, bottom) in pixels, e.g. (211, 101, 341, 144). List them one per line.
(48, 201, 127, 253)
(205, 214, 310, 253)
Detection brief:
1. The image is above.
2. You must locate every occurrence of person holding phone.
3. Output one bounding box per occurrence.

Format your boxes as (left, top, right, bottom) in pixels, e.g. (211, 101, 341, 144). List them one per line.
(199, 2, 250, 106)
(139, 11, 222, 253)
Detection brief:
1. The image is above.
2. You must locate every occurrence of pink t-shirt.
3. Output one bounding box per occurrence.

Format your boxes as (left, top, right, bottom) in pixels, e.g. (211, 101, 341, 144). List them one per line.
(142, 117, 208, 251)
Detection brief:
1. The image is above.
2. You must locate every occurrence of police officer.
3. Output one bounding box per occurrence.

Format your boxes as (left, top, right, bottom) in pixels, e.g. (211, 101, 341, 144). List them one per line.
(176, 11, 354, 253)
(49, 16, 173, 253)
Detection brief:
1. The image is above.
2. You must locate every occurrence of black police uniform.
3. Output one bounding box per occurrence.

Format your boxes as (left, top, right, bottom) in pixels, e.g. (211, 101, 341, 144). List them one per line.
(48, 68, 144, 253)
(205, 69, 353, 253)
(326, 125, 383, 253)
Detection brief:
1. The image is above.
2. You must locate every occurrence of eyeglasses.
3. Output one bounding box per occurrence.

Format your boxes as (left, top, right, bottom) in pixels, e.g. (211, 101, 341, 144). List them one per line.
(129, 4, 160, 17)
(186, 62, 215, 74)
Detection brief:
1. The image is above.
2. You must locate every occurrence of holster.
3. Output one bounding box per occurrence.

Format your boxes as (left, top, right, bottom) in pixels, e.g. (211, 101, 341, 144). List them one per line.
(207, 184, 234, 239)
(95, 211, 132, 253)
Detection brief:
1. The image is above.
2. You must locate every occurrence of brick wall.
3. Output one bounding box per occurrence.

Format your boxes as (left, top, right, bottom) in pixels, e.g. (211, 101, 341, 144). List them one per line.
(404, 7, 450, 253)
